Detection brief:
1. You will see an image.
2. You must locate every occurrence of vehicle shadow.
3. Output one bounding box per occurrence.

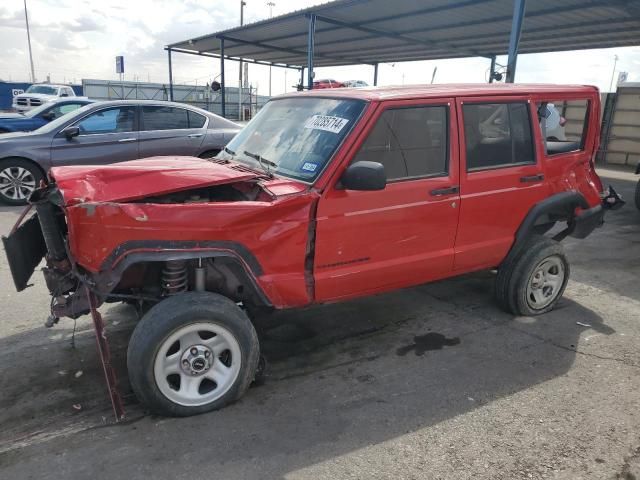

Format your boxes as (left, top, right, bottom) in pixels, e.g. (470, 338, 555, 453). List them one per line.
(0, 271, 615, 479)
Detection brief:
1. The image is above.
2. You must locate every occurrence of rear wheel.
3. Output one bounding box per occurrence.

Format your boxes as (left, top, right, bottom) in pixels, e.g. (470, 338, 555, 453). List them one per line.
(634, 179, 640, 210)
(495, 236, 569, 316)
(127, 292, 260, 416)
(0, 158, 43, 205)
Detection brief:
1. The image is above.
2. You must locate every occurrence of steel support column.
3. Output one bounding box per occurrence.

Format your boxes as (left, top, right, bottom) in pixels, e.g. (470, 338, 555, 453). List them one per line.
(300, 67, 305, 90)
(489, 55, 496, 83)
(506, 0, 526, 83)
(167, 48, 174, 101)
(220, 37, 226, 117)
(307, 13, 317, 90)
(373, 62, 379, 86)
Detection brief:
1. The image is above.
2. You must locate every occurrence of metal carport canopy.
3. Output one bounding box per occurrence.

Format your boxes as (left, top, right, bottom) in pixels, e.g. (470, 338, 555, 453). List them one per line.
(168, 0, 640, 68)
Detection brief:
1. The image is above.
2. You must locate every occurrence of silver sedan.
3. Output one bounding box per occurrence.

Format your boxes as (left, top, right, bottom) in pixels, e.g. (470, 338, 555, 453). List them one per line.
(0, 100, 242, 205)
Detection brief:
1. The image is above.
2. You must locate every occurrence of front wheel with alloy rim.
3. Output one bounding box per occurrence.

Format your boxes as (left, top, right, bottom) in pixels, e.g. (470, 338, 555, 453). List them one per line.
(0, 158, 43, 205)
(495, 236, 570, 316)
(127, 292, 260, 416)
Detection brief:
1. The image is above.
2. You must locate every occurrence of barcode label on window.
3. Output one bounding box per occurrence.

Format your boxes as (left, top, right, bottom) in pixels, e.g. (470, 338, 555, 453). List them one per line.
(304, 115, 349, 134)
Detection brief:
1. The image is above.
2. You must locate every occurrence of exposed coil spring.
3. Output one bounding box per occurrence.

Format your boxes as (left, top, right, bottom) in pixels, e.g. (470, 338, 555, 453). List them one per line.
(162, 260, 188, 295)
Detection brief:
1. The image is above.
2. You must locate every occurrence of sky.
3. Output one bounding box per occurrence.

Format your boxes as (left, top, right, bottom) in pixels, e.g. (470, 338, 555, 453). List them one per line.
(1, 0, 639, 96)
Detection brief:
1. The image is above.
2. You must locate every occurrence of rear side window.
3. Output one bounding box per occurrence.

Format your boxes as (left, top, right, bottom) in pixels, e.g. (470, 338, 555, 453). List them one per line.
(463, 102, 535, 171)
(142, 106, 189, 131)
(352, 105, 449, 181)
(537, 99, 589, 155)
(188, 110, 207, 128)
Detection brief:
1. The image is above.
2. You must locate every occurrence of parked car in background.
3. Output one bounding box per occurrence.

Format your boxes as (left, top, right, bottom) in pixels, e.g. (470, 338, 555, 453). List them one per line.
(0, 100, 241, 204)
(313, 79, 345, 89)
(12, 84, 81, 112)
(343, 80, 369, 88)
(544, 103, 567, 140)
(0, 99, 94, 133)
(4, 84, 620, 416)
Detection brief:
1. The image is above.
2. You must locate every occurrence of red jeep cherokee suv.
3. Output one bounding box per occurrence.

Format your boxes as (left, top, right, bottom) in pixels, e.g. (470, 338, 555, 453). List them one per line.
(4, 84, 619, 417)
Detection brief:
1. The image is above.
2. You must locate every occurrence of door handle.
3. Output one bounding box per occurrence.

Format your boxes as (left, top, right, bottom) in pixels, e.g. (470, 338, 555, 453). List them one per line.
(188, 133, 204, 138)
(520, 173, 544, 183)
(430, 186, 459, 196)
(118, 138, 136, 143)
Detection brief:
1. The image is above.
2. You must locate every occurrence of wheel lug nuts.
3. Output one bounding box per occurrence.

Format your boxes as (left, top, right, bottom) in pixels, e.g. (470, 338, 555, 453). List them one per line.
(204, 351, 210, 358)
(182, 360, 190, 367)
(190, 347, 198, 355)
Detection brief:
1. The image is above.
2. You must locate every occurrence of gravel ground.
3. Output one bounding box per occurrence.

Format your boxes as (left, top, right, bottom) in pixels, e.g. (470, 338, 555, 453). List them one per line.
(0, 166, 638, 480)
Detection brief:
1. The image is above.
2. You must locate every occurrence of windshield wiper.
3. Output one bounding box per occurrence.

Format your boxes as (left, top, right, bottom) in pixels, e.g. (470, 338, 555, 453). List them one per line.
(243, 150, 276, 177)
(224, 147, 236, 156)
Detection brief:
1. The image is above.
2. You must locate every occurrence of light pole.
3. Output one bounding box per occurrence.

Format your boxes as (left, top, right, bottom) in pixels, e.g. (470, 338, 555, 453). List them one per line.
(267, 1, 275, 97)
(23, 0, 36, 83)
(238, 0, 246, 120)
(609, 54, 619, 93)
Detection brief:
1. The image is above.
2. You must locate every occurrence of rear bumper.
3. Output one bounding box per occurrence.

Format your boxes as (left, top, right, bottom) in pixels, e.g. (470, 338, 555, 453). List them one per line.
(570, 205, 604, 239)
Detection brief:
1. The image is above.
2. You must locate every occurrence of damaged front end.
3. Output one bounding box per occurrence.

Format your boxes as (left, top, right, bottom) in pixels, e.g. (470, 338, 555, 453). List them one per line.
(3, 183, 92, 321)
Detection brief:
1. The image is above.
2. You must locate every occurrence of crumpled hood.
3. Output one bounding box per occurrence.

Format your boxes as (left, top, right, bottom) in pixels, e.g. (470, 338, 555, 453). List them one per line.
(49, 157, 261, 205)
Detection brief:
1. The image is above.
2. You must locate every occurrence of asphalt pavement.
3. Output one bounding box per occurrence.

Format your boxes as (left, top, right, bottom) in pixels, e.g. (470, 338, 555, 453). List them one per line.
(0, 166, 639, 479)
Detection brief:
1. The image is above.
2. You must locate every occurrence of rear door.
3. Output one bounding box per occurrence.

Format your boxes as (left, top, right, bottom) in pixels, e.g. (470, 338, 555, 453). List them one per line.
(314, 98, 460, 302)
(50, 105, 139, 166)
(138, 106, 207, 158)
(454, 96, 548, 272)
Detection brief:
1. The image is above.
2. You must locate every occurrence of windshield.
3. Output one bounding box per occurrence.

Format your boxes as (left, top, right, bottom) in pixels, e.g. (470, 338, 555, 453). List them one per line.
(34, 103, 96, 134)
(26, 85, 58, 95)
(218, 97, 366, 182)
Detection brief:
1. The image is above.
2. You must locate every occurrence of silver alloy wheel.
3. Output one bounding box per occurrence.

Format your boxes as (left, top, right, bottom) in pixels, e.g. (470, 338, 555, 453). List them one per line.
(526, 255, 565, 310)
(153, 322, 242, 407)
(0, 166, 36, 201)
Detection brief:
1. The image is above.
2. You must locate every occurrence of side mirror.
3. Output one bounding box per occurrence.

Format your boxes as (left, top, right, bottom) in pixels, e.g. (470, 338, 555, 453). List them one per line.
(41, 111, 55, 121)
(60, 126, 80, 140)
(339, 161, 386, 191)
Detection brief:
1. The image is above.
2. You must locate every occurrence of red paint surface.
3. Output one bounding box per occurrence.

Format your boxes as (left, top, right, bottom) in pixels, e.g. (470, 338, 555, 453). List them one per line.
(54, 84, 605, 309)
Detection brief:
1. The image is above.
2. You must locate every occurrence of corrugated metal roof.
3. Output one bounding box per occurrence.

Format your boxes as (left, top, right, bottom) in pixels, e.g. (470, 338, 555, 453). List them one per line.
(168, 0, 640, 68)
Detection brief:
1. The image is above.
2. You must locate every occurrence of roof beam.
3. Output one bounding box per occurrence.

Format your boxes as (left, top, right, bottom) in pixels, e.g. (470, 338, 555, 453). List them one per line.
(314, 14, 492, 60)
(218, 34, 373, 66)
(165, 47, 303, 70)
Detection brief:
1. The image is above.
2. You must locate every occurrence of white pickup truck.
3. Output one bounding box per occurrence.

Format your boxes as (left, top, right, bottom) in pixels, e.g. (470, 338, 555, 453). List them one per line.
(12, 84, 79, 112)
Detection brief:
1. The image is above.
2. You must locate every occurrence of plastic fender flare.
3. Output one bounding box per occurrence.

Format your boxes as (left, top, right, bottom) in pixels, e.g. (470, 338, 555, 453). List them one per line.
(513, 191, 589, 246)
(94, 243, 272, 308)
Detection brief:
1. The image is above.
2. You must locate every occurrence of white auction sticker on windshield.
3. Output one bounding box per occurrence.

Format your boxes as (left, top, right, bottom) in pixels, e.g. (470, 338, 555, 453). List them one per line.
(304, 115, 349, 134)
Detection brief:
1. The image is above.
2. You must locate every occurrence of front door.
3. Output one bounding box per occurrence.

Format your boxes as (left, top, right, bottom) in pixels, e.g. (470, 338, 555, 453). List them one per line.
(50, 105, 139, 166)
(314, 98, 460, 302)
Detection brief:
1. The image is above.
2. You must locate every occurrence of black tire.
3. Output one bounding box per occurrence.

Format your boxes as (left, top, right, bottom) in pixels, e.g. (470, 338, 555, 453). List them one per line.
(0, 158, 44, 206)
(198, 149, 221, 159)
(495, 236, 569, 316)
(127, 291, 260, 417)
(634, 179, 640, 211)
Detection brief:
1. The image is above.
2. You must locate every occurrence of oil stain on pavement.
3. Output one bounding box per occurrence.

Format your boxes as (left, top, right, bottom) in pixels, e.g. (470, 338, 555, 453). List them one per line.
(396, 332, 461, 356)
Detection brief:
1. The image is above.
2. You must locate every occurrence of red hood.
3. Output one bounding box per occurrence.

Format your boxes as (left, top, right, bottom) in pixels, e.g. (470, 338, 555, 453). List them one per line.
(50, 157, 261, 205)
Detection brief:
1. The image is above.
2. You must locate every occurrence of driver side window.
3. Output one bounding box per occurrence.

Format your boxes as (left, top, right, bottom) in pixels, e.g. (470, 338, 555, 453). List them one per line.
(352, 105, 449, 181)
(75, 107, 136, 135)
